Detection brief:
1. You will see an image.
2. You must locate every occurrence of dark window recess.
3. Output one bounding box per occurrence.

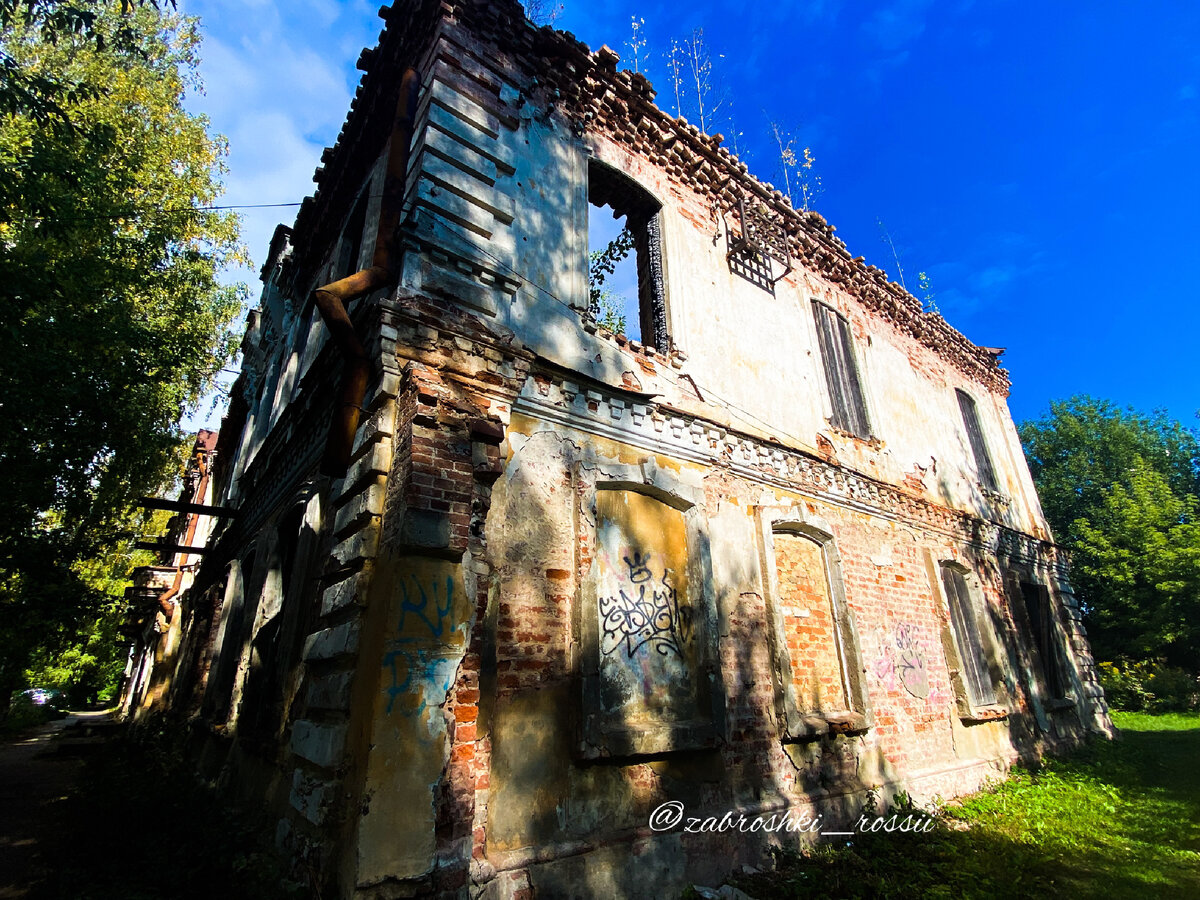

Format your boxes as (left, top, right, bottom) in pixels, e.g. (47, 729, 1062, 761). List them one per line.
(957, 389, 998, 491)
(587, 160, 669, 351)
(812, 302, 870, 438)
(942, 566, 997, 707)
(335, 193, 369, 281)
(725, 192, 792, 293)
(204, 548, 257, 722)
(1020, 581, 1067, 699)
(291, 303, 315, 365)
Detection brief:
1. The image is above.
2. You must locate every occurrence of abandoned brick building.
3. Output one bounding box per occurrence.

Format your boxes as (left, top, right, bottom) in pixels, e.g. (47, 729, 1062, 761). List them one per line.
(132, 1, 1112, 896)
(120, 429, 220, 721)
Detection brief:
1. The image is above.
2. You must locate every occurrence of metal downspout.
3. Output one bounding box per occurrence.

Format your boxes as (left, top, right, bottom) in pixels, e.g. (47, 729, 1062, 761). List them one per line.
(313, 66, 421, 476)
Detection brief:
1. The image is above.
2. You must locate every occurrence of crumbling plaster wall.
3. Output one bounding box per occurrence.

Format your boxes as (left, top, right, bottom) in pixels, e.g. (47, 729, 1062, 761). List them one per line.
(180, 4, 1108, 896)
(396, 22, 1048, 549)
(463, 384, 1089, 897)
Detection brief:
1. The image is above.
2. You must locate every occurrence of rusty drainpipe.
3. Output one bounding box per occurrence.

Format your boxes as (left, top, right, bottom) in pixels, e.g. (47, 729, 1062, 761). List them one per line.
(313, 67, 421, 477)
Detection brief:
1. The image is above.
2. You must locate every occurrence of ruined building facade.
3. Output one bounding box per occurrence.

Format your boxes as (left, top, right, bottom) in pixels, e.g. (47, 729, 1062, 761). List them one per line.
(136, 2, 1112, 896)
(120, 429, 220, 721)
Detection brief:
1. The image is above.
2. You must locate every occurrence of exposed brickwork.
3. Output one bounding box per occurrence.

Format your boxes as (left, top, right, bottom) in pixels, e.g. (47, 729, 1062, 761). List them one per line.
(775, 533, 848, 715)
(155, 5, 1112, 898)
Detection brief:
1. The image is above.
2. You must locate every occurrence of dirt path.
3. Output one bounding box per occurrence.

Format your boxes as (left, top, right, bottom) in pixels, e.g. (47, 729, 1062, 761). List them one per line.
(0, 711, 116, 899)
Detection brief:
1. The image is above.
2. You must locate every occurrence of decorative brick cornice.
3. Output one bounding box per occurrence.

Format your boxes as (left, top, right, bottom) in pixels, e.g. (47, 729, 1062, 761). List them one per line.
(515, 368, 1051, 565)
(446, 1, 1011, 395)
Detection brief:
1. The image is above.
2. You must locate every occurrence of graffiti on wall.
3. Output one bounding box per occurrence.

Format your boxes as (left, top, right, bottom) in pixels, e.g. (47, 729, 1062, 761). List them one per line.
(599, 551, 693, 659)
(382, 570, 462, 719)
(593, 488, 698, 717)
(397, 572, 454, 637)
(872, 622, 931, 699)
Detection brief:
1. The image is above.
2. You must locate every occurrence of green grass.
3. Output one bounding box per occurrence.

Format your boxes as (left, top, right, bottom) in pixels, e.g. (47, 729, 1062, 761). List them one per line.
(735, 711, 1200, 900)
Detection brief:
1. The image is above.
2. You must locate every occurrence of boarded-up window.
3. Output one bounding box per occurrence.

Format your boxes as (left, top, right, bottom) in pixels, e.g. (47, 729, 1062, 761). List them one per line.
(1021, 581, 1066, 699)
(774, 532, 850, 715)
(812, 302, 870, 438)
(956, 389, 998, 491)
(941, 566, 997, 707)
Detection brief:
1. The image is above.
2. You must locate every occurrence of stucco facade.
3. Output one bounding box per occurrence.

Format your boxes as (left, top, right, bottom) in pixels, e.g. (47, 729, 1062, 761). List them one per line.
(145, 2, 1112, 897)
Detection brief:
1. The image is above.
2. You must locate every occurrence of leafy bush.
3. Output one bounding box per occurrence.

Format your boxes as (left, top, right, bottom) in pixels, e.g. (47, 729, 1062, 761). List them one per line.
(1098, 659, 1199, 712)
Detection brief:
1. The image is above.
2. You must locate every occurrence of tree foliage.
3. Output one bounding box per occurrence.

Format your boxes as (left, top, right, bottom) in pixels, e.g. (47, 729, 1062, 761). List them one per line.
(0, 4, 243, 707)
(0, 1, 173, 122)
(587, 225, 633, 335)
(1020, 397, 1200, 670)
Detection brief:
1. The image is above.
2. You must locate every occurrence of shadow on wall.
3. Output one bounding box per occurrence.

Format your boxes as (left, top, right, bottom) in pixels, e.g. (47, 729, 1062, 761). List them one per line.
(482, 431, 931, 897)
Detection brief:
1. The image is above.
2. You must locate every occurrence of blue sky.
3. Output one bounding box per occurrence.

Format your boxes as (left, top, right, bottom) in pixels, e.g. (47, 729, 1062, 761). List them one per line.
(179, 0, 1199, 429)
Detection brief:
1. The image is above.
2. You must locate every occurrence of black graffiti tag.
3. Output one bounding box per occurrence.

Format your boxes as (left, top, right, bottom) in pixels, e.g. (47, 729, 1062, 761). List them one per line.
(624, 552, 653, 584)
(600, 554, 690, 659)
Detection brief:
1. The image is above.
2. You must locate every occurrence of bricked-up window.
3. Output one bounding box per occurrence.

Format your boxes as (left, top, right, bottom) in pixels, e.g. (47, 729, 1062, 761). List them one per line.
(941, 564, 998, 708)
(579, 469, 723, 759)
(956, 389, 998, 491)
(1020, 581, 1067, 699)
(761, 513, 870, 740)
(588, 160, 669, 350)
(812, 302, 870, 438)
(776, 533, 851, 713)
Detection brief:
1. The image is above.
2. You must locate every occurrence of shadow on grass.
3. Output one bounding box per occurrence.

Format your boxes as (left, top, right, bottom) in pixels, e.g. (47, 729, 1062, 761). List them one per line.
(733, 712, 1200, 900)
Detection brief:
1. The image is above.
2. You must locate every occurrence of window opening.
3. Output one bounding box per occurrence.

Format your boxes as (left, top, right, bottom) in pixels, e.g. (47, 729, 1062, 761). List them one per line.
(941, 565, 997, 707)
(336, 192, 368, 281)
(587, 161, 668, 350)
(956, 389, 998, 491)
(812, 302, 870, 438)
(1020, 581, 1066, 699)
(204, 549, 256, 721)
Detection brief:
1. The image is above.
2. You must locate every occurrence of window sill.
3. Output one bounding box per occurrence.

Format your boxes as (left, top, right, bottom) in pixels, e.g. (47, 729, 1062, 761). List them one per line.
(784, 712, 870, 743)
(827, 425, 880, 448)
(578, 719, 719, 761)
(959, 706, 1008, 725)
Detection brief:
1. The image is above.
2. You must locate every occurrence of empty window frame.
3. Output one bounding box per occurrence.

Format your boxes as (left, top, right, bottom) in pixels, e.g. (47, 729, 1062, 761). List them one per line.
(587, 160, 669, 350)
(940, 563, 998, 708)
(812, 301, 870, 438)
(956, 389, 998, 491)
(1020, 581, 1067, 699)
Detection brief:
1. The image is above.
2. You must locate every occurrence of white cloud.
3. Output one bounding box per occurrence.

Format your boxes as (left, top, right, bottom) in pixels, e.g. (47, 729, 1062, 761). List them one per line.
(177, 0, 382, 277)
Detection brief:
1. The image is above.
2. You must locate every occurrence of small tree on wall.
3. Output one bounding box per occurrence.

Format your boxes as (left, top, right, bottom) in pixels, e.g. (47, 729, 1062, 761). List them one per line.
(523, 0, 562, 26)
(588, 226, 633, 335)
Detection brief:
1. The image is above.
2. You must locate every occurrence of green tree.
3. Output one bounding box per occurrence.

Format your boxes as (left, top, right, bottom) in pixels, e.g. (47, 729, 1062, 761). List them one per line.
(588, 225, 633, 335)
(1072, 460, 1200, 669)
(0, 5, 243, 711)
(0, 1, 172, 123)
(1020, 397, 1200, 670)
(1020, 397, 1199, 537)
